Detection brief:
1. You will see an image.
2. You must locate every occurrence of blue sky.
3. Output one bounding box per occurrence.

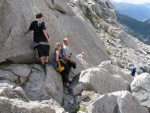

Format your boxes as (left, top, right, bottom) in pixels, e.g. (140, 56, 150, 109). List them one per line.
(111, 0, 150, 4)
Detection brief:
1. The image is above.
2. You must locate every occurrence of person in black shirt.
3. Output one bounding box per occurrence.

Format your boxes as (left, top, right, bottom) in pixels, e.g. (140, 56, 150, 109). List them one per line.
(24, 13, 50, 68)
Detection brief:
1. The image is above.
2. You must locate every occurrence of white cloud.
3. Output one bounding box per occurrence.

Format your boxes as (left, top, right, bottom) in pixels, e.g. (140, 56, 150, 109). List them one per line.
(112, 0, 150, 4)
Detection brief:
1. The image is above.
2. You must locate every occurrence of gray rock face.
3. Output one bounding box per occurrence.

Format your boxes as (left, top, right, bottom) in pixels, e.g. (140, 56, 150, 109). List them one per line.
(1, 0, 150, 112)
(98, 61, 133, 83)
(0, 81, 29, 102)
(70, 0, 116, 21)
(0, 70, 18, 82)
(118, 31, 138, 50)
(0, 65, 65, 113)
(4, 64, 31, 78)
(131, 73, 150, 110)
(0, 97, 56, 113)
(0, 64, 63, 104)
(43, 65, 63, 104)
(4, 64, 31, 84)
(0, 0, 109, 67)
(80, 68, 130, 95)
(24, 64, 48, 101)
(87, 91, 149, 113)
(53, 0, 71, 14)
(24, 64, 63, 104)
(72, 61, 131, 96)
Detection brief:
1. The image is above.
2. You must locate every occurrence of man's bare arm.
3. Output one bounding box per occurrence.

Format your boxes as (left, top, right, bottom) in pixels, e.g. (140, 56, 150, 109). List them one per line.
(64, 55, 75, 63)
(43, 30, 50, 44)
(24, 30, 31, 35)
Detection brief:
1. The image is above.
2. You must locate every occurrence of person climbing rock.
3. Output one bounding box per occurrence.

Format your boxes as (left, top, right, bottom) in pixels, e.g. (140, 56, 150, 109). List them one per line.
(76, 52, 84, 59)
(52, 43, 70, 87)
(24, 13, 50, 69)
(61, 38, 76, 86)
(130, 64, 136, 77)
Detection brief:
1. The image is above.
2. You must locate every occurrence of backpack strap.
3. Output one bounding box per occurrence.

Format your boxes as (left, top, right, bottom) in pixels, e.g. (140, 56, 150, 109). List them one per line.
(60, 44, 64, 57)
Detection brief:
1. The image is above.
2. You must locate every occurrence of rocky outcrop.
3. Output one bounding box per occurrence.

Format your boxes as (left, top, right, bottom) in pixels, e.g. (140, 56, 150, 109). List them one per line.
(0, 97, 56, 113)
(87, 91, 149, 113)
(0, 70, 18, 82)
(0, 64, 63, 104)
(0, 81, 29, 102)
(1, 0, 150, 113)
(72, 61, 132, 96)
(0, 0, 109, 66)
(0, 81, 65, 113)
(69, 0, 116, 22)
(80, 68, 130, 94)
(131, 73, 150, 110)
(98, 61, 133, 83)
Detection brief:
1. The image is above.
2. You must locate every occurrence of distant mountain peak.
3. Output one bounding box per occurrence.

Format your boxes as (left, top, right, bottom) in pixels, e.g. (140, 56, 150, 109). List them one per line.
(111, 1, 150, 21)
(110, 0, 150, 4)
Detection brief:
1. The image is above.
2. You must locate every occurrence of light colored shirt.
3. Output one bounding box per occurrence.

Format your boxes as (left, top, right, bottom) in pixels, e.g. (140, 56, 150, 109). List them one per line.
(62, 43, 71, 57)
(77, 54, 83, 58)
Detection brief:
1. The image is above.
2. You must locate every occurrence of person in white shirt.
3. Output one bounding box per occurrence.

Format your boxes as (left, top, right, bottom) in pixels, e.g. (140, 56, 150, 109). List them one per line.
(77, 52, 84, 59)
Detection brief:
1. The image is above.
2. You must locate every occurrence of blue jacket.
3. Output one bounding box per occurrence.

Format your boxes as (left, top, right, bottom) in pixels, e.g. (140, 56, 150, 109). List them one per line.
(130, 66, 136, 72)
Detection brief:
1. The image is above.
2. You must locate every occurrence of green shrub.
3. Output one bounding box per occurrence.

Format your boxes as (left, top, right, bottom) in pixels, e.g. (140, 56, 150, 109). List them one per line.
(85, 8, 93, 24)
(79, 106, 86, 112)
(105, 48, 111, 55)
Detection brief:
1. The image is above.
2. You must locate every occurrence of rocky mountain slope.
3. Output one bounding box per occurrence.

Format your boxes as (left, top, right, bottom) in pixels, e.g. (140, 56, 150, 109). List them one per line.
(0, 0, 150, 113)
(116, 12, 150, 45)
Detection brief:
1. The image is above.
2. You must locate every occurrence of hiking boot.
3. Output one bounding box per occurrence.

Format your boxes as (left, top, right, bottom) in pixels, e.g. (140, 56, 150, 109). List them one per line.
(41, 64, 45, 69)
(44, 62, 49, 67)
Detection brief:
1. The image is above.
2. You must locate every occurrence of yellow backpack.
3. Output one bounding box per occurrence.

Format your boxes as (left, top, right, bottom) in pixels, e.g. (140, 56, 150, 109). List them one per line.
(57, 60, 65, 72)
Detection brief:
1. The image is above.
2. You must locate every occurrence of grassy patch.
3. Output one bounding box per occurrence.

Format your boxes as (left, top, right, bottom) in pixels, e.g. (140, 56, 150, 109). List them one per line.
(72, 108, 79, 113)
(85, 8, 93, 24)
(71, 106, 86, 113)
(108, 30, 116, 37)
(14, 78, 26, 88)
(79, 106, 86, 112)
(105, 48, 111, 55)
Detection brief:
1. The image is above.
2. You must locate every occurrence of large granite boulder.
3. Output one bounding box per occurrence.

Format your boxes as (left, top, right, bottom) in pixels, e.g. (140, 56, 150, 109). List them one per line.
(4, 64, 31, 84)
(0, 0, 109, 67)
(0, 97, 55, 113)
(98, 61, 133, 83)
(79, 68, 130, 94)
(87, 91, 149, 113)
(71, 61, 132, 96)
(24, 64, 63, 104)
(0, 81, 29, 102)
(0, 66, 66, 113)
(131, 73, 150, 110)
(0, 64, 64, 104)
(0, 97, 66, 113)
(4, 64, 31, 78)
(0, 70, 18, 82)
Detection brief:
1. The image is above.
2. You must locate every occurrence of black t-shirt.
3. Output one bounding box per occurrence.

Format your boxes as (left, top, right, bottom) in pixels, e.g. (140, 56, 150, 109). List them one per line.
(29, 20, 47, 43)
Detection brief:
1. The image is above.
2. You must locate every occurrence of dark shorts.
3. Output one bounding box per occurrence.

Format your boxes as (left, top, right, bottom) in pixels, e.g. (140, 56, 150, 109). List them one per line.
(36, 45, 50, 58)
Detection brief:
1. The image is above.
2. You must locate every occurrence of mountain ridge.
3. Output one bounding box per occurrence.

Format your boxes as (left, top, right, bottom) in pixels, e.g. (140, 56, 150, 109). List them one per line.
(116, 11, 150, 44)
(110, 1, 150, 21)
